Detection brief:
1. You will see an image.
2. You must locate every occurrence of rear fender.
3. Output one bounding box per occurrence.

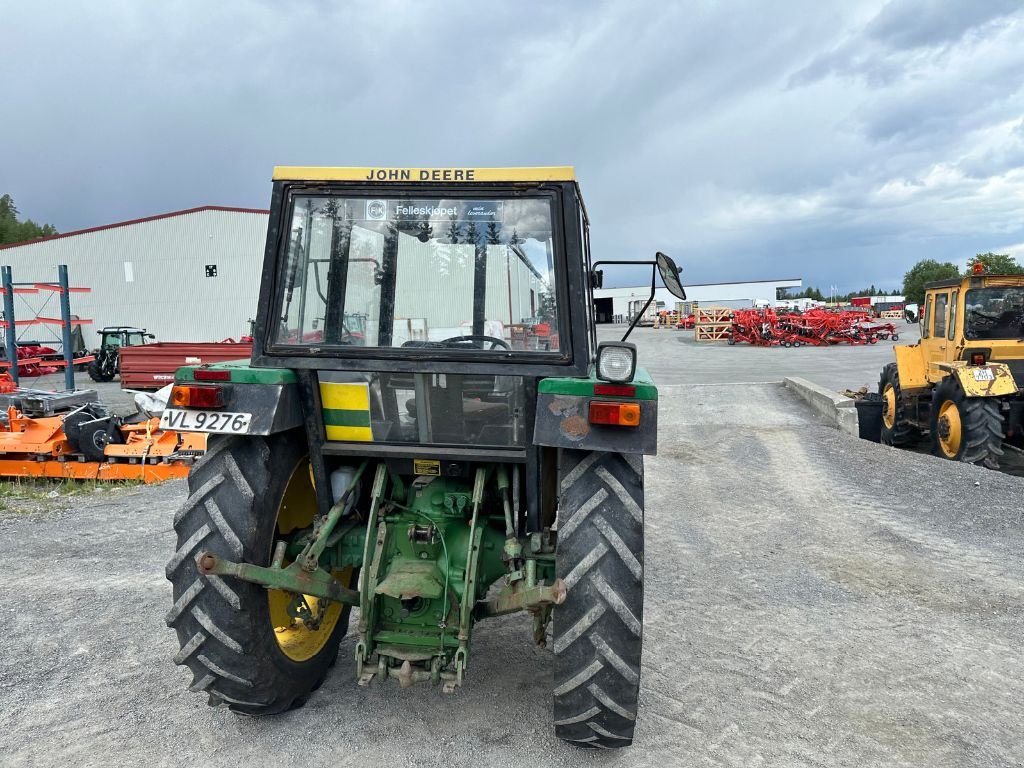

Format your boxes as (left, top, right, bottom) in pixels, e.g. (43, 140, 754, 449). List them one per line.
(894, 345, 927, 391)
(174, 364, 303, 435)
(532, 369, 658, 455)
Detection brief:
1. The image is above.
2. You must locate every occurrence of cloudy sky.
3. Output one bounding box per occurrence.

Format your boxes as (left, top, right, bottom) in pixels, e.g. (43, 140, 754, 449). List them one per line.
(3, 0, 1023, 292)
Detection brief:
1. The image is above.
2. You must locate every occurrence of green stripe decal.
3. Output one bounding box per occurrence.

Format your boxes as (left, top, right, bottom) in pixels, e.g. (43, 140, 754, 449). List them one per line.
(538, 366, 658, 400)
(323, 408, 371, 428)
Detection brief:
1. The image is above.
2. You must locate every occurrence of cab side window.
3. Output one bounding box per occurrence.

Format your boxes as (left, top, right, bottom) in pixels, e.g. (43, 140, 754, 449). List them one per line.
(948, 290, 958, 341)
(934, 293, 948, 338)
(923, 297, 932, 338)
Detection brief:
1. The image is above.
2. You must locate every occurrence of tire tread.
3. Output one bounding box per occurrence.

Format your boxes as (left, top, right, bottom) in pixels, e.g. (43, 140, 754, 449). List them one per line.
(553, 450, 644, 749)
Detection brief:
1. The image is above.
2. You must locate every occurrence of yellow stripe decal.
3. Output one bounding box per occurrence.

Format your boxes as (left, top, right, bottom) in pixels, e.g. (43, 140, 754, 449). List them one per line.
(272, 166, 576, 183)
(320, 382, 370, 411)
(319, 382, 372, 442)
(324, 425, 373, 442)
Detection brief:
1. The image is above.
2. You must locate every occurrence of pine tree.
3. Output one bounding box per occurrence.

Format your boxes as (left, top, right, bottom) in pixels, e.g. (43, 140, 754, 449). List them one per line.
(0, 193, 58, 245)
(446, 215, 461, 244)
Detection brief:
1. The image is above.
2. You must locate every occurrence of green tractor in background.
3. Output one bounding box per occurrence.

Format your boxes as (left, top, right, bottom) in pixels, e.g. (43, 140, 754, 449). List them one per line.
(164, 166, 685, 748)
(87, 326, 153, 382)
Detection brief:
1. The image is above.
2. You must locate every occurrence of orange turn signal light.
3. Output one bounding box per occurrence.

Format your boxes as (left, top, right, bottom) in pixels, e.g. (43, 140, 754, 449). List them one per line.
(170, 384, 224, 408)
(588, 400, 641, 427)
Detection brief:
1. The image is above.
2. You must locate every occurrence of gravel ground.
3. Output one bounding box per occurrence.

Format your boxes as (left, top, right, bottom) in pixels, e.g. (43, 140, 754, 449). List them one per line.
(1, 381, 1021, 767)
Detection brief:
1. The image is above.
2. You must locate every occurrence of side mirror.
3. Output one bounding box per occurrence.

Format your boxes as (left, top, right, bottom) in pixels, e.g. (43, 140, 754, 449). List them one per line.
(591, 269, 604, 290)
(656, 252, 686, 300)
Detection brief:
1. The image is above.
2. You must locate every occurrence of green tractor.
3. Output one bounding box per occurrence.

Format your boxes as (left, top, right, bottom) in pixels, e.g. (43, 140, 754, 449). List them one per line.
(87, 326, 154, 382)
(165, 166, 685, 748)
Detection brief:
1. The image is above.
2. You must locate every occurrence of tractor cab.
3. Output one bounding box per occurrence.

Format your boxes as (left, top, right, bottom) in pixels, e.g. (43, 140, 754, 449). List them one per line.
(257, 177, 578, 451)
(98, 326, 153, 349)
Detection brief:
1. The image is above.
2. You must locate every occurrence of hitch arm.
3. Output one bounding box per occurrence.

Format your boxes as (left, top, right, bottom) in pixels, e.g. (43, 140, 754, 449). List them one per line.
(197, 552, 361, 607)
(476, 579, 567, 619)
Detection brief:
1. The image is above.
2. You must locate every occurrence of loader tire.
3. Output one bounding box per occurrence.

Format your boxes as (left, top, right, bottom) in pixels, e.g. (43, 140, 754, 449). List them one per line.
(879, 362, 919, 446)
(87, 359, 114, 382)
(553, 450, 643, 749)
(166, 431, 354, 715)
(929, 377, 1004, 469)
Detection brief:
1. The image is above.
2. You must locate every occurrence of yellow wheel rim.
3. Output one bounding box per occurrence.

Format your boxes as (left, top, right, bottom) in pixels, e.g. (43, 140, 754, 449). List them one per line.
(267, 459, 351, 662)
(936, 400, 962, 458)
(882, 384, 897, 430)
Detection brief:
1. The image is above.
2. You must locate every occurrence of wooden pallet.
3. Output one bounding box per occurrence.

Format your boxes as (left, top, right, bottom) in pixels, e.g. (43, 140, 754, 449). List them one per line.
(879, 310, 904, 320)
(695, 323, 732, 342)
(695, 306, 732, 324)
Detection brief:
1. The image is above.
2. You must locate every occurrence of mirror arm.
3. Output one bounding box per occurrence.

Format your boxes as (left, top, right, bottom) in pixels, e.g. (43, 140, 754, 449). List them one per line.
(592, 260, 656, 269)
(620, 264, 657, 343)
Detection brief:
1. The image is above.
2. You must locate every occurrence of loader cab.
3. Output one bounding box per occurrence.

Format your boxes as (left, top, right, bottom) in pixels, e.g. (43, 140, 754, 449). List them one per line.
(919, 282, 959, 379)
(960, 275, 1024, 381)
(915, 274, 1024, 385)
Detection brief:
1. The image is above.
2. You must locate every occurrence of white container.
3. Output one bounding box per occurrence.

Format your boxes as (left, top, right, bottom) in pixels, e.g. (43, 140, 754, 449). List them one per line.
(330, 466, 359, 513)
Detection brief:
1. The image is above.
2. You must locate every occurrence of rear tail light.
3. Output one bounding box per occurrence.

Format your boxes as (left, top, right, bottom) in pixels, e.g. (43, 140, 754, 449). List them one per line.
(194, 368, 232, 382)
(171, 384, 224, 408)
(593, 384, 636, 397)
(970, 352, 986, 366)
(588, 401, 641, 427)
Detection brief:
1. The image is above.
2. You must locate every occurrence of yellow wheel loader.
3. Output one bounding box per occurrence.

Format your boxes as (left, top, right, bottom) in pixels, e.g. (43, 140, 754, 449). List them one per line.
(878, 268, 1024, 469)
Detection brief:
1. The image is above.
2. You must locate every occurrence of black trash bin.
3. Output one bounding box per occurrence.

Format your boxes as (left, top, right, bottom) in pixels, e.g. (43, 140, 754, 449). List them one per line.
(854, 393, 884, 442)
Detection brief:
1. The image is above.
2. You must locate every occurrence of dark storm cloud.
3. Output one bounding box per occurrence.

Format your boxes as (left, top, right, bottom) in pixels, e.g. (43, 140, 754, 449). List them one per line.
(2, 0, 1023, 293)
(864, 0, 1023, 49)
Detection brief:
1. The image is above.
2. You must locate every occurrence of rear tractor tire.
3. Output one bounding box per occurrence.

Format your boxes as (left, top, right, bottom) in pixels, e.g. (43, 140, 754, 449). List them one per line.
(166, 431, 355, 714)
(879, 362, 919, 446)
(929, 377, 1004, 470)
(553, 450, 644, 749)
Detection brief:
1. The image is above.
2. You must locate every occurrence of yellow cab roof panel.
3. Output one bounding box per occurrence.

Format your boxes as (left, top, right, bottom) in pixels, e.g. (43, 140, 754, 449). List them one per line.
(272, 166, 576, 183)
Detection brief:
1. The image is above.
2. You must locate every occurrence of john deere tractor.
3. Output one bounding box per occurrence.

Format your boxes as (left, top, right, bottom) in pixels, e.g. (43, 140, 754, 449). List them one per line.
(164, 166, 685, 748)
(878, 268, 1024, 468)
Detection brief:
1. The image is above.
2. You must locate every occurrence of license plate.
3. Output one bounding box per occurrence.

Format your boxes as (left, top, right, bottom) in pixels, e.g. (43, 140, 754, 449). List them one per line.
(972, 367, 995, 381)
(160, 408, 253, 434)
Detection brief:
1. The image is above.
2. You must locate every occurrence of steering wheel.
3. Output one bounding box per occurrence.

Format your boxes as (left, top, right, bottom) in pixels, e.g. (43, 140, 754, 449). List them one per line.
(439, 334, 511, 351)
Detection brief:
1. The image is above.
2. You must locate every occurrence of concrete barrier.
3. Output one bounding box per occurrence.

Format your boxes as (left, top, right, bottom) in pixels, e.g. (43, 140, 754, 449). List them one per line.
(782, 376, 859, 436)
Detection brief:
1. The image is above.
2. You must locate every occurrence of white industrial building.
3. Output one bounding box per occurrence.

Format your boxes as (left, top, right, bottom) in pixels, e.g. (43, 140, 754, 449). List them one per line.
(593, 278, 802, 323)
(0, 206, 270, 343)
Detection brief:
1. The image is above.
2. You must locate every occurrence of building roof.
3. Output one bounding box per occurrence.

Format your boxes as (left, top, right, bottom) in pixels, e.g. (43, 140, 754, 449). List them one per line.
(0, 205, 269, 251)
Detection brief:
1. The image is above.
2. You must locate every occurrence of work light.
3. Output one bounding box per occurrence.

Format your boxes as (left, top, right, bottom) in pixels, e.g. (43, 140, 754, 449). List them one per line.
(596, 342, 637, 383)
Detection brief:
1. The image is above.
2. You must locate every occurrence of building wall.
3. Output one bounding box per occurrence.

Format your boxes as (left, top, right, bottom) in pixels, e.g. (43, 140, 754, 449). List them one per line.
(0, 209, 269, 345)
